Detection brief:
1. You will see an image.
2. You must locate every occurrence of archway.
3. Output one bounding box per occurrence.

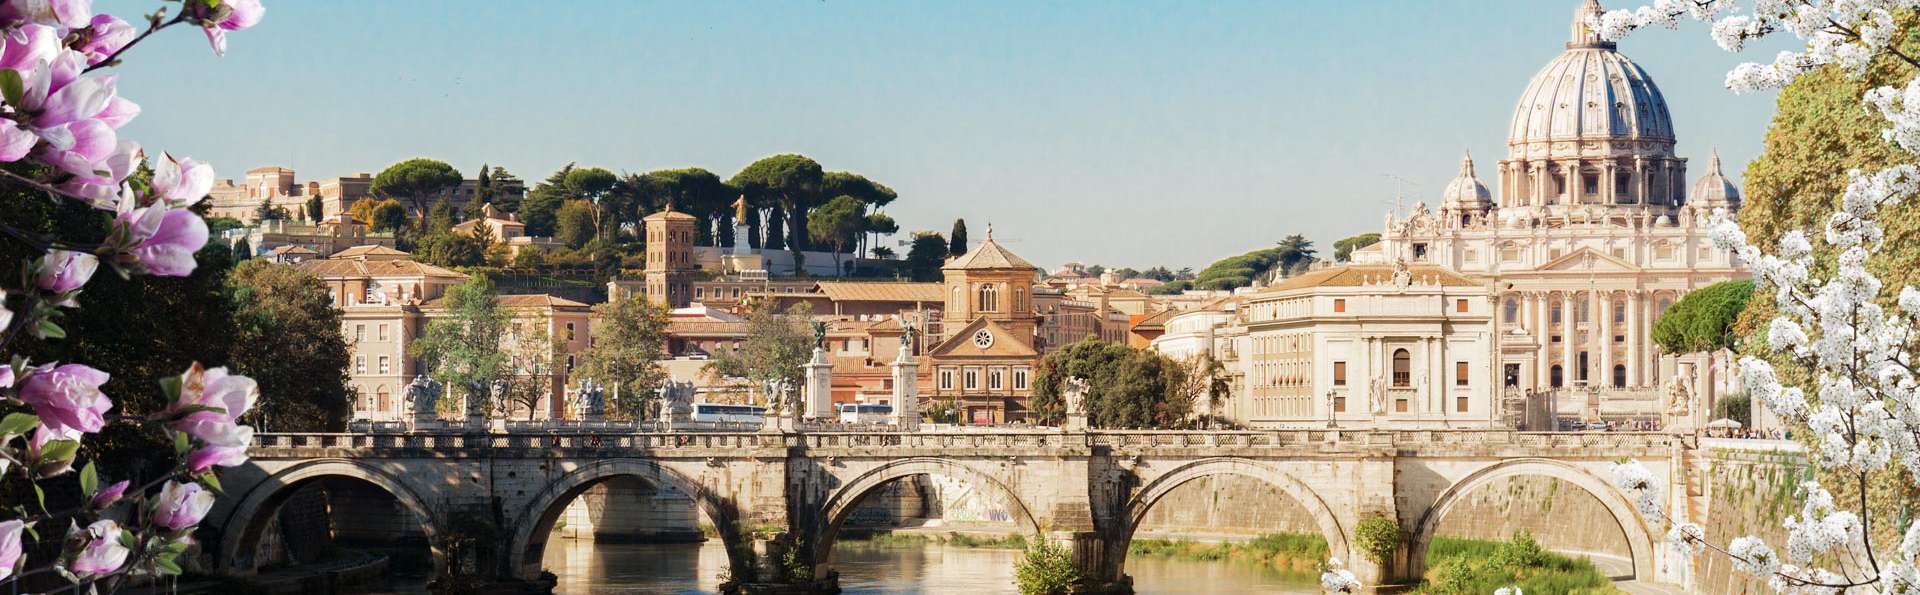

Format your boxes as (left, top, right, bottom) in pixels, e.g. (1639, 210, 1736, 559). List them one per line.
(812, 457, 1045, 571)
(1122, 458, 1351, 582)
(1408, 458, 1656, 582)
(217, 460, 442, 578)
(506, 459, 742, 585)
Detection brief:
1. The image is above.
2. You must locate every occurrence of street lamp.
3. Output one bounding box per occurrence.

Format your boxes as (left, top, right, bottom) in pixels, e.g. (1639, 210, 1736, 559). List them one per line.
(1326, 389, 1338, 429)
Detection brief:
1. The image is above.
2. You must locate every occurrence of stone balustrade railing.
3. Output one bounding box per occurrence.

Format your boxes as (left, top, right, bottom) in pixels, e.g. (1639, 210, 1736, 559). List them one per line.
(249, 428, 1676, 454)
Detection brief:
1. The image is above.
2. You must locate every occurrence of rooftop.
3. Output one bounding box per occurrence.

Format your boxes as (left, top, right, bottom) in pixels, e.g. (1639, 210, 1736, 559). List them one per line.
(813, 281, 943, 303)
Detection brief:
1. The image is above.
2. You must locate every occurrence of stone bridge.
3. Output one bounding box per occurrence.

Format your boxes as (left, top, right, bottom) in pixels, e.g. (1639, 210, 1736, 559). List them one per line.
(205, 428, 1683, 592)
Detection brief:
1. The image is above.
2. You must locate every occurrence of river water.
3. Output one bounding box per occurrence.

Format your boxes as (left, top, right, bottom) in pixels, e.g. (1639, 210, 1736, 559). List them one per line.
(541, 538, 1321, 594)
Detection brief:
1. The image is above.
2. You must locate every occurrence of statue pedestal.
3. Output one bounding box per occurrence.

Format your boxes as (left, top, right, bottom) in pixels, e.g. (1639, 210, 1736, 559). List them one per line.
(410, 412, 442, 430)
(803, 348, 834, 420)
(890, 354, 919, 430)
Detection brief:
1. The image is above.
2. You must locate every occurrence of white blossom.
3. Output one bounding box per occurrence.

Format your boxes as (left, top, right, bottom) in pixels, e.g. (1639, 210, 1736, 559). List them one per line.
(1730, 535, 1781, 577)
(1668, 522, 1707, 557)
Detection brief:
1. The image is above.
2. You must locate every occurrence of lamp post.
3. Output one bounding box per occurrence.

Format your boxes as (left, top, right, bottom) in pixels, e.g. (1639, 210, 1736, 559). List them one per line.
(1326, 389, 1338, 429)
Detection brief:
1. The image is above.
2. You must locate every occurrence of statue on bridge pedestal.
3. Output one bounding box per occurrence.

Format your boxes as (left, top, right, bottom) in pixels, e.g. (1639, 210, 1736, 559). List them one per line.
(406, 375, 443, 425)
(462, 379, 490, 427)
(1664, 373, 1695, 433)
(662, 380, 694, 423)
(574, 378, 607, 421)
(1063, 377, 1090, 431)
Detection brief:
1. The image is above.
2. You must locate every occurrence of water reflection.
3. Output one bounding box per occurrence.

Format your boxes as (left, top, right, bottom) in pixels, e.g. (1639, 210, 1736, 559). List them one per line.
(541, 538, 1320, 594)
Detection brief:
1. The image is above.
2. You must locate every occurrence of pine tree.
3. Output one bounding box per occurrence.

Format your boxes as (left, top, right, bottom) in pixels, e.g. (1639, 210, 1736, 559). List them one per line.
(949, 219, 969, 256)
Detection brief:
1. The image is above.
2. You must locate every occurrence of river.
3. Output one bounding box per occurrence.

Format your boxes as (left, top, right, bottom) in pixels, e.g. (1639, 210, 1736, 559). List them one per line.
(540, 538, 1322, 594)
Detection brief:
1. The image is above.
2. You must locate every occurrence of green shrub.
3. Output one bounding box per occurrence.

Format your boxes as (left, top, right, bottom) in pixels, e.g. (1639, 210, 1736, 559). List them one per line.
(1014, 538, 1081, 594)
(1355, 515, 1403, 565)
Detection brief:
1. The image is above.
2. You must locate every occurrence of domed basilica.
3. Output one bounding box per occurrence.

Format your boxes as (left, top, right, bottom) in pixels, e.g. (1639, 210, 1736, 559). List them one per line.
(1353, 0, 1746, 423)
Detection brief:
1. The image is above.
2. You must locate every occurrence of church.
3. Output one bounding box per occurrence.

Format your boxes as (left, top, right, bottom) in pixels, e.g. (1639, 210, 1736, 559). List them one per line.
(1339, 0, 1747, 427)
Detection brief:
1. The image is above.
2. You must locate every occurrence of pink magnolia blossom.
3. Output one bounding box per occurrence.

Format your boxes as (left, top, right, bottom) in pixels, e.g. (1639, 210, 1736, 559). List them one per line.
(34, 71, 114, 128)
(57, 138, 135, 208)
(35, 249, 96, 293)
(115, 204, 206, 277)
(77, 13, 131, 65)
(3, 0, 93, 29)
(151, 481, 215, 530)
(0, 23, 59, 75)
(28, 423, 78, 476)
(18, 362, 110, 433)
(68, 519, 127, 577)
(92, 95, 135, 128)
(90, 479, 127, 508)
(0, 520, 21, 580)
(0, 365, 13, 389)
(0, 120, 35, 161)
(202, 0, 264, 56)
(187, 443, 247, 472)
(152, 152, 212, 204)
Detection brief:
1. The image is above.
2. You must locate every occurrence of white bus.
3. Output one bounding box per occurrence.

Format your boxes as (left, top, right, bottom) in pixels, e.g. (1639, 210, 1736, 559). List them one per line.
(837, 403, 893, 424)
(691, 403, 768, 424)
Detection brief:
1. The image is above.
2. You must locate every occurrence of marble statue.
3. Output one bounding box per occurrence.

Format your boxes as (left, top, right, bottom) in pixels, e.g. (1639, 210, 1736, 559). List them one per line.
(1664, 372, 1694, 431)
(1369, 375, 1388, 415)
(574, 378, 606, 419)
(406, 374, 442, 416)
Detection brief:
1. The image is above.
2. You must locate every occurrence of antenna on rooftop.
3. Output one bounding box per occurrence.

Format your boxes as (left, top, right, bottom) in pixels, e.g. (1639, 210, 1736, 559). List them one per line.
(1382, 173, 1417, 219)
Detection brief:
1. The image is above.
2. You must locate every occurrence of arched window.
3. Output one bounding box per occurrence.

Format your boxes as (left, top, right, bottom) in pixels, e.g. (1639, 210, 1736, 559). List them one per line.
(1551, 365, 1564, 388)
(1613, 297, 1626, 323)
(1657, 297, 1673, 316)
(1503, 298, 1518, 324)
(1576, 299, 1589, 323)
(1613, 364, 1627, 388)
(1392, 349, 1411, 387)
(978, 284, 998, 312)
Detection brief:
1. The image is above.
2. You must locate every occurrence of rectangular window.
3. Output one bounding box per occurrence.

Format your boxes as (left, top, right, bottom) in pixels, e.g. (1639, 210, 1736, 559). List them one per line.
(1333, 299, 1346, 313)
(1551, 305, 1562, 323)
(378, 356, 390, 375)
(1334, 395, 1346, 413)
(1455, 299, 1468, 313)
(695, 287, 705, 299)
(939, 369, 954, 390)
(1333, 361, 1347, 386)
(1457, 396, 1469, 413)
(378, 324, 388, 341)
(1552, 335, 1562, 343)
(355, 324, 365, 342)
(964, 368, 979, 390)
(566, 322, 576, 342)
(354, 356, 365, 374)
(1395, 397, 1409, 413)
(1455, 361, 1468, 386)
(566, 355, 576, 371)
(989, 369, 1004, 390)
(1012, 368, 1029, 391)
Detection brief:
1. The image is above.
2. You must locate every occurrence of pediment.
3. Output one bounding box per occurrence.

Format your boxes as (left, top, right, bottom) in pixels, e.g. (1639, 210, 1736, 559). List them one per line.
(928, 317, 1037, 358)
(1535, 248, 1638, 273)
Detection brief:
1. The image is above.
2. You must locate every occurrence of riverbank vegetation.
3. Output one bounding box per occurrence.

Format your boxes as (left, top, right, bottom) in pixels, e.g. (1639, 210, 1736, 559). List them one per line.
(1127, 533, 1329, 574)
(1420, 532, 1619, 594)
(841, 530, 1030, 549)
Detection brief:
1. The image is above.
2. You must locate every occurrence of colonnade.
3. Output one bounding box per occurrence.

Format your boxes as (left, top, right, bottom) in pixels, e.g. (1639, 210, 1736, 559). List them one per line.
(1508, 288, 1669, 390)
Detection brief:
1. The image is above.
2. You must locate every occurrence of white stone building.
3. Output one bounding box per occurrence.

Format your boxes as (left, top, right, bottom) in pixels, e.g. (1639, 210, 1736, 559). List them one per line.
(1355, 0, 1748, 423)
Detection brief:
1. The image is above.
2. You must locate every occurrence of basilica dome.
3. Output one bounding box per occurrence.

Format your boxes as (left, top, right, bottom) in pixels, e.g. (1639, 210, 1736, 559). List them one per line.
(1506, 0, 1674, 150)
(1441, 151, 1492, 212)
(1690, 149, 1741, 210)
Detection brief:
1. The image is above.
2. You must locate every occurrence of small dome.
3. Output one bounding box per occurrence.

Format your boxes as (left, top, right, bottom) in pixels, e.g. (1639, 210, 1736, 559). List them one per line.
(1441, 151, 1493, 211)
(1508, 0, 1674, 150)
(1689, 149, 1741, 210)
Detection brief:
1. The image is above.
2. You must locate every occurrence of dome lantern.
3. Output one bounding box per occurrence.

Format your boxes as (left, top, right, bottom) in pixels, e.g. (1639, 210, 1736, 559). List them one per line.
(1442, 150, 1493, 214)
(1689, 148, 1741, 211)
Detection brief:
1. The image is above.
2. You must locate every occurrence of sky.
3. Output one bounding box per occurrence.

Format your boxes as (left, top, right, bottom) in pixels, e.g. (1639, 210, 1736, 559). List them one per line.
(105, 0, 1792, 272)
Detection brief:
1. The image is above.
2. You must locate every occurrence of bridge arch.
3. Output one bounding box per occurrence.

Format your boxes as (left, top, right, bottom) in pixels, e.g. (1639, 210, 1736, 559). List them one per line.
(813, 457, 1045, 565)
(217, 458, 442, 574)
(1408, 457, 1656, 581)
(1123, 457, 1351, 569)
(505, 458, 743, 581)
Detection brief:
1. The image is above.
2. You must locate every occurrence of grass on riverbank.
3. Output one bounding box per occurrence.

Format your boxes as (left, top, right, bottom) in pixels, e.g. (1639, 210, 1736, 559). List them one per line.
(1127, 533, 1329, 575)
(843, 530, 1032, 549)
(1420, 532, 1621, 594)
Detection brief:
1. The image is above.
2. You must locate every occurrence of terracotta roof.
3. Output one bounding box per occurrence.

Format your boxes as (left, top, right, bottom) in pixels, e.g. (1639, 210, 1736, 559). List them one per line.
(1105, 288, 1149, 299)
(1132, 308, 1179, 329)
(295, 258, 467, 280)
(667, 320, 750, 335)
(644, 207, 698, 221)
(1261, 264, 1480, 293)
(330, 245, 410, 259)
(269, 245, 319, 255)
(495, 294, 591, 309)
(943, 238, 1037, 271)
(814, 281, 943, 303)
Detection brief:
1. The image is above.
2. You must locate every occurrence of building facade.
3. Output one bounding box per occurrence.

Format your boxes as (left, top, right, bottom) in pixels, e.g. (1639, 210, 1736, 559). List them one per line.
(926, 230, 1042, 424)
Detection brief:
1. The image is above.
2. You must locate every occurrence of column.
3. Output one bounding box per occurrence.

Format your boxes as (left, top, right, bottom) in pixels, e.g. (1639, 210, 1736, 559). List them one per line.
(1536, 289, 1551, 387)
(1436, 335, 1448, 415)
(1634, 158, 1647, 205)
(1570, 161, 1584, 205)
(1599, 291, 1613, 387)
(1532, 162, 1547, 207)
(1561, 292, 1574, 387)
(1627, 290, 1641, 387)
(1603, 162, 1617, 204)
(1587, 290, 1600, 385)
(1359, 336, 1372, 415)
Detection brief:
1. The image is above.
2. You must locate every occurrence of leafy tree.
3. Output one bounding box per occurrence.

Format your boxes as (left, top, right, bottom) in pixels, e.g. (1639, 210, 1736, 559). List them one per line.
(565, 166, 619, 233)
(521, 163, 575, 237)
(348, 197, 380, 224)
(1275, 234, 1317, 269)
(705, 302, 813, 416)
(1110, 267, 1140, 281)
(231, 238, 252, 263)
(205, 216, 248, 234)
(1334, 232, 1382, 262)
(871, 246, 896, 260)
(1651, 279, 1755, 354)
(1085, 264, 1106, 278)
(371, 158, 464, 212)
(486, 165, 525, 213)
(1013, 538, 1080, 595)
(499, 320, 560, 420)
(416, 232, 486, 267)
(254, 200, 288, 223)
(905, 232, 948, 282)
(578, 296, 672, 419)
(409, 276, 507, 415)
(863, 212, 898, 258)
(950, 219, 969, 256)
(426, 198, 457, 234)
(765, 207, 787, 250)
(225, 260, 355, 430)
(636, 167, 735, 245)
(1030, 338, 1191, 428)
(555, 199, 598, 249)
(370, 199, 408, 233)
(731, 154, 824, 251)
(305, 196, 324, 222)
(512, 246, 546, 269)
(808, 195, 867, 276)
(1191, 238, 1318, 290)
(1141, 266, 1175, 282)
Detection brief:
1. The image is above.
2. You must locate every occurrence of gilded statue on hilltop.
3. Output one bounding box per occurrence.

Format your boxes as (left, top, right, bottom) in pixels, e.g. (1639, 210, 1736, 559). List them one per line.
(733, 195, 748, 222)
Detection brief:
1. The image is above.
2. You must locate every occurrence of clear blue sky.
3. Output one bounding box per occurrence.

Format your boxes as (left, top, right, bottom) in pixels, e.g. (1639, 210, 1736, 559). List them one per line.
(107, 0, 1788, 272)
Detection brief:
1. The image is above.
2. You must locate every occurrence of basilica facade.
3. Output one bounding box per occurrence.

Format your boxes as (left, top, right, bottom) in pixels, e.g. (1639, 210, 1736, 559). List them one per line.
(1351, 0, 1747, 425)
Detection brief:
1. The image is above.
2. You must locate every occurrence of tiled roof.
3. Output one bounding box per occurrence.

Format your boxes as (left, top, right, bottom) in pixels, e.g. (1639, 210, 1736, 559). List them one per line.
(330, 245, 410, 259)
(814, 281, 943, 303)
(1262, 265, 1479, 292)
(295, 258, 467, 280)
(269, 245, 319, 255)
(668, 320, 750, 335)
(943, 239, 1037, 271)
(644, 207, 698, 221)
(495, 294, 591, 308)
